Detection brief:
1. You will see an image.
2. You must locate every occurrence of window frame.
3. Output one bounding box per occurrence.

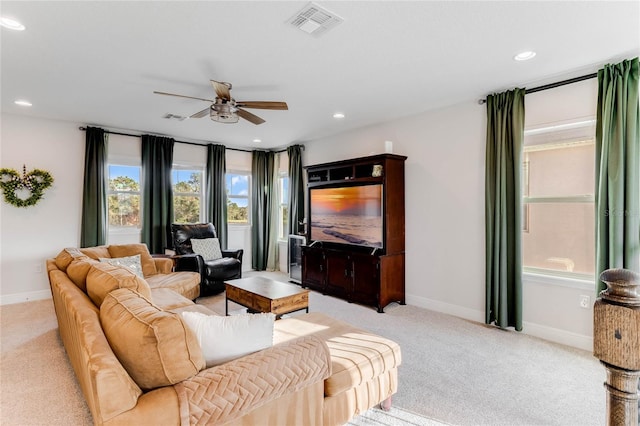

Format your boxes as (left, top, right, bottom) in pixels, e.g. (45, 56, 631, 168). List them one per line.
(226, 170, 251, 226)
(521, 119, 596, 283)
(107, 163, 142, 235)
(171, 166, 204, 224)
(278, 171, 289, 241)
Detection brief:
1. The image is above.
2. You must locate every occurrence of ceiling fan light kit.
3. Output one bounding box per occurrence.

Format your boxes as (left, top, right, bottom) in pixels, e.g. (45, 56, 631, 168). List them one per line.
(210, 104, 239, 124)
(154, 79, 287, 126)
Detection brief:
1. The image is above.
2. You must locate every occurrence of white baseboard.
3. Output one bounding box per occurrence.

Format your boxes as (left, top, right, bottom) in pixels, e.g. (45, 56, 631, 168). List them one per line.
(0, 289, 52, 305)
(522, 321, 593, 352)
(406, 293, 485, 323)
(406, 293, 593, 351)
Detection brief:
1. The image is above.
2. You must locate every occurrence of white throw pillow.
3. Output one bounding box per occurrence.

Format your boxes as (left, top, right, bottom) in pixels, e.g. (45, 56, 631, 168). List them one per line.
(181, 311, 275, 367)
(100, 254, 144, 278)
(191, 238, 223, 261)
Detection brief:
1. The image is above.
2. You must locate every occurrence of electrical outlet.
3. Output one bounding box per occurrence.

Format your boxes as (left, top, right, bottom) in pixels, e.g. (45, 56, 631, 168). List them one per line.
(579, 295, 590, 309)
(35, 263, 43, 274)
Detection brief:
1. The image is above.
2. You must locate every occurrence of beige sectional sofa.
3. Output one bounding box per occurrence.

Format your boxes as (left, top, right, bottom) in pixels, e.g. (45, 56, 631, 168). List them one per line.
(47, 244, 401, 425)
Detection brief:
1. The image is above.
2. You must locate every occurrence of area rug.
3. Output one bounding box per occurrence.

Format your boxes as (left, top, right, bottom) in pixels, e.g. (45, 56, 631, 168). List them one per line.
(348, 406, 448, 425)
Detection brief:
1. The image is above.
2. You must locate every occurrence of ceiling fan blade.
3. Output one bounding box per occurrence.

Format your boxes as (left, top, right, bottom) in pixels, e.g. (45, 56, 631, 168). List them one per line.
(190, 108, 210, 119)
(236, 108, 265, 125)
(211, 80, 232, 101)
(235, 101, 288, 110)
(154, 91, 215, 103)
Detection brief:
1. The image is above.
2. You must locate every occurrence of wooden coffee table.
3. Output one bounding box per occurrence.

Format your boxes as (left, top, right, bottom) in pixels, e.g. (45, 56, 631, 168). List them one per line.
(225, 276, 310, 319)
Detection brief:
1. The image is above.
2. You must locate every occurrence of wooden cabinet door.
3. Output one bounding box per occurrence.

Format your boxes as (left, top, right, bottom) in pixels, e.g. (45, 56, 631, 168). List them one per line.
(325, 251, 352, 298)
(351, 254, 379, 307)
(302, 247, 326, 292)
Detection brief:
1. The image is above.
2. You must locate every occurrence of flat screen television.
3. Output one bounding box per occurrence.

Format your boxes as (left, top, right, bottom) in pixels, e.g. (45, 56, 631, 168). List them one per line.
(309, 184, 383, 248)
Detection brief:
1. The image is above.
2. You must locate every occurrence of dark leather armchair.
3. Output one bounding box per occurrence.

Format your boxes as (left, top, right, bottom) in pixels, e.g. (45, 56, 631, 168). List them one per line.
(170, 223, 243, 296)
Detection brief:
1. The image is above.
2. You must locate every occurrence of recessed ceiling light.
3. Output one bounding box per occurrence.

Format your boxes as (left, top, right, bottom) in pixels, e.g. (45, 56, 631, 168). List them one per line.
(333, 112, 345, 119)
(514, 51, 536, 61)
(1, 17, 26, 31)
(14, 99, 32, 107)
(253, 138, 262, 143)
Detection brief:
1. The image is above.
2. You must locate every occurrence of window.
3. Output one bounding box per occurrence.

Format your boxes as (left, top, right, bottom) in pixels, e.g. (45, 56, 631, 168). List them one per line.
(226, 172, 250, 224)
(522, 120, 596, 278)
(172, 168, 203, 223)
(108, 165, 141, 229)
(279, 173, 289, 240)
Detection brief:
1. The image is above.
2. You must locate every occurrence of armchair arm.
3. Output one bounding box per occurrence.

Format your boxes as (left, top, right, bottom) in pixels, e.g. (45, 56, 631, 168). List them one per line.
(173, 254, 205, 276)
(221, 248, 243, 262)
(174, 335, 330, 425)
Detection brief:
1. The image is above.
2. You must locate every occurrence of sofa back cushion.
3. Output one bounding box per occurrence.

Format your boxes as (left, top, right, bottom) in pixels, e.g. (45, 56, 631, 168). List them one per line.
(54, 248, 87, 272)
(100, 288, 205, 390)
(108, 244, 157, 277)
(86, 262, 152, 307)
(80, 245, 112, 260)
(67, 257, 100, 292)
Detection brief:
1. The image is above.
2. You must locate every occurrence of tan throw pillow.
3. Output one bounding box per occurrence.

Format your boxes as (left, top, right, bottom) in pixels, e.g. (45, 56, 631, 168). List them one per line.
(100, 288, 205, 390)
(66, 258, 100, 292)
(86, 262, 152, 307)
(54, 248, 87, 272)
(108, 244, 157, 277)
(191, 238, 222, 261)
(100, 254, 144, 278)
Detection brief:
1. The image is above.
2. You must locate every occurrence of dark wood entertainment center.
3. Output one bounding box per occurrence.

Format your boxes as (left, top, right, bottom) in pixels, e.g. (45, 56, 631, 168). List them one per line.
(301, 153, 406, 312)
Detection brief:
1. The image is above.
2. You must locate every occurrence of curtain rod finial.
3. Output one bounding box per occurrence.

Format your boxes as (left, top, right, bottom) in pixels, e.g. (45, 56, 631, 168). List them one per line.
(478, 99, 487, 105)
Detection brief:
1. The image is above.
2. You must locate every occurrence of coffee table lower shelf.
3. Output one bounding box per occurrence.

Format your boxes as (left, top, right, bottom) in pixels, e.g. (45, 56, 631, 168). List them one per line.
(225, 277, 310, 319)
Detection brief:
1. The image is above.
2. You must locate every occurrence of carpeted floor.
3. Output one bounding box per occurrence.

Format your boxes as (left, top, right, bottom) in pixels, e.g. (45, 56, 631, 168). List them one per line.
(1, 271, 606, 425)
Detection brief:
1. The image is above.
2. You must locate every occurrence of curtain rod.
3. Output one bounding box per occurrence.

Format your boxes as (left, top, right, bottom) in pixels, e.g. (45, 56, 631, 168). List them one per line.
(478, 72, 598, 105)
(77, 126, 299, 153)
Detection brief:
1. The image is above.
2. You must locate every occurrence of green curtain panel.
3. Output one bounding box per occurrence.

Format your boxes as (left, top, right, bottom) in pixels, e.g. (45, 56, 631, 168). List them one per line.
(251, 150, 275, 270)
(80, 127, 108, 247)
(287, 144, 305, 236)
(206, 144, 228, 249)
(141, 135, 174, 254)
(595, 57, 640, 293)
(485, 88, 525, 331)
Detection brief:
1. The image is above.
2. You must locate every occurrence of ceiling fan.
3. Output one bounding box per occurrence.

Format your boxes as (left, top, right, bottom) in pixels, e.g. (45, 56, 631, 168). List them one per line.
(154, 80, 288, 125)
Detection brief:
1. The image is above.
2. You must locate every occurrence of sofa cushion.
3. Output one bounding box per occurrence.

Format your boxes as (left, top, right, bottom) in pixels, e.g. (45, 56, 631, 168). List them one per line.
(181, 312, 275, 367)
(66, 257, 100, 292)
(108, 244, 157, 277)
(80, 245, 112, 260)
(100, 254, 144, 278)
(54, 247, 87, 272)
(150, 288, 195, 311)
(100, 288, 205, 390)
(86, 262, 152, 307)
(273, 312, 402, 397)
(145, 272, 200, 301)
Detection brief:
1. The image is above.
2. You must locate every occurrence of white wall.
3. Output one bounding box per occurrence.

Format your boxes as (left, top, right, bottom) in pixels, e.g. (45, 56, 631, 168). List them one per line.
(1, 114, 85, 303)
(303, 79, 599, 350)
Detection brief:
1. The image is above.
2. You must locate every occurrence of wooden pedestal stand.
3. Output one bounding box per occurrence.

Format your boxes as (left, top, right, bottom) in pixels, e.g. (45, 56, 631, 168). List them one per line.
(593, 269, 640, 426)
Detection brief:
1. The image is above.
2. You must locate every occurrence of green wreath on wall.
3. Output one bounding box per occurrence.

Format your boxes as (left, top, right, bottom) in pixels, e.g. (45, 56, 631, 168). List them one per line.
(0, 165, 54, 208)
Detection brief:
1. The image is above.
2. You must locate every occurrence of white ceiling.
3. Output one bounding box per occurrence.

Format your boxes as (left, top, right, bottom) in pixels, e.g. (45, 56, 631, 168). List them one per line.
(2, 1, 638, 150)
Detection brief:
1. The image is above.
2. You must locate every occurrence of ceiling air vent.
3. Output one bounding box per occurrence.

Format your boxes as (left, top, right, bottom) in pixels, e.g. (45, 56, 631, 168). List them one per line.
(163, 113, 188, 121)
(288, 2, 343, 37)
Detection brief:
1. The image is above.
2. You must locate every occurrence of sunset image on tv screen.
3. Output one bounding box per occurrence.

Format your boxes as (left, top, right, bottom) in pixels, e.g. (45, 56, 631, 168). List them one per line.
(310, 184, 383, 247)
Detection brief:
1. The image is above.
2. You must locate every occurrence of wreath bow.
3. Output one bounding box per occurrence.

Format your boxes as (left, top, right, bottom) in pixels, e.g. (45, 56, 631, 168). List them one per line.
(0, 165, 54, 208)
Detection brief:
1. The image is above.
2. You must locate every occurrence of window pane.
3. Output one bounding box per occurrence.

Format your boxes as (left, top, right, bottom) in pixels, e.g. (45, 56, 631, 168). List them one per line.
(525, 143, 594, 198)
(226, 174, 249, 196)
(108, 194, 140, 227)
(228, 197, 248, 223)
(108, 165, 140, 228)
(522, 202, 595, 275)
(173, 170, 201, 193)
(174, 195, 201, 223)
